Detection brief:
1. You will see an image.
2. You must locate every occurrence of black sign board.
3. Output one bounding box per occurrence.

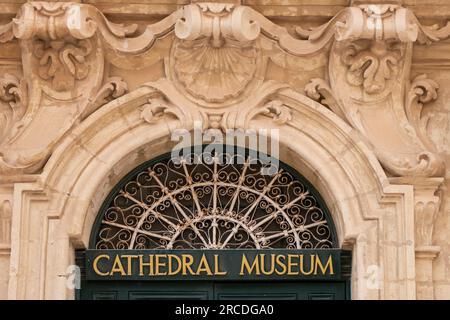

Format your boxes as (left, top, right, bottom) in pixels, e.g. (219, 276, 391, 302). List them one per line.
(85, 249, 349, 281)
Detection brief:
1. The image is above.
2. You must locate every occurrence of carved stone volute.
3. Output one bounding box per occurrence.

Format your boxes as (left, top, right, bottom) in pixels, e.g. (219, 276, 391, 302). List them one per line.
(0, 2, 135, 174)
(304, 4, 448, 178)
(175, 3, 260, 45)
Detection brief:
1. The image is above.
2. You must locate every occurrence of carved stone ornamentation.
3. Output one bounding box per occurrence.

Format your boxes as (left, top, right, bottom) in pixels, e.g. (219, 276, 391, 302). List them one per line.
(171, 38, 258, 103)
(304, 78, 346, 120)
(83, 77, 128, 120)
(341, 40, 403, 95)
(34, 39, 92, 91)
(296, 4, 450, 44)
(141, 97, 185, 125)
(170, 2, 263, 106)
(11, 2, 138, 42)
(301, 3, 450, 178)
(174, 3, 260, 45)
(0, 200, 11, 245)
(0, 2, 140, 174)
(249, 100, 292, 125)
(222, 81, 292, 130)
(0, 74, 27, 144)
(405, 75, 440, 153)
(327, 35, 445, 177)
(390, 177, 443, 299)
(301, 3, 450, 299)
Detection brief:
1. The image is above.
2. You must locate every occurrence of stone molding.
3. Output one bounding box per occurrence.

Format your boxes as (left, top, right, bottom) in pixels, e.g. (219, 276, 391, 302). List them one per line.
(390, 176, 443, 299)
(0, 200, 11, 246)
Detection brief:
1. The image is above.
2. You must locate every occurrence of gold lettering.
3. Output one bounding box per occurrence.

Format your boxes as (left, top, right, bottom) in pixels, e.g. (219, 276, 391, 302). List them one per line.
(261, 254, 275, 275)
(315, 255, 334, 275)
(275, 255, 287, 275)
(93, 254, 110, 276)
(213, 255, 227, 276)
(155, 254, 167, 276)
(139, 255, 154, 276)
(287, 254, 299, 275)
(182, 254, 196, 275)
(299, 254, 315, 275)
(121, 255, 138, 276)
(196, 254, 213, 275)
(240, 254, 260, 275)
(110, 255, 126, 276)
(168, 254, 182, 276)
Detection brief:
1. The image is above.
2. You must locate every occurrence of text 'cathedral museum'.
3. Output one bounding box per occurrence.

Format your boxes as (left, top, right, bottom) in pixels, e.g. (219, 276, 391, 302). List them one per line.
(1, 0, 450, 301)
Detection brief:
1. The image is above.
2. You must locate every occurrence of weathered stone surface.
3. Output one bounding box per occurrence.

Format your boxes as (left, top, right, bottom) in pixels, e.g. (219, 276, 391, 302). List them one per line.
(0, 0, 449, 300)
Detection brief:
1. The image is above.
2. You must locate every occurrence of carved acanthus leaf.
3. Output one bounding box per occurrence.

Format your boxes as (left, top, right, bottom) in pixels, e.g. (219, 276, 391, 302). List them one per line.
(0, 74, 26, 108)
(305, 78, 346, 120)
(0, 74, 27, 143)
(405, 74, 440, 152)
(256, 100, 292, 125)
(416, 21, 450, 44)
(409, 74, 439, 105)
(83, 77, 128, 120)
(141, 98, 185, 125)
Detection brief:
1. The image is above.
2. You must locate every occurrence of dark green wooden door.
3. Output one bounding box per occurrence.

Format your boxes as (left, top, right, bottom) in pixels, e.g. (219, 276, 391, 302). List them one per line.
(213, 282, 348, 300)
(78, 281, 349, 300)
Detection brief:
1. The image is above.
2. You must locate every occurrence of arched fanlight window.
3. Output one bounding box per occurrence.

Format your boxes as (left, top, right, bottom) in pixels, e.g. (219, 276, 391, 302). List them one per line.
(91, 146, 337, 249)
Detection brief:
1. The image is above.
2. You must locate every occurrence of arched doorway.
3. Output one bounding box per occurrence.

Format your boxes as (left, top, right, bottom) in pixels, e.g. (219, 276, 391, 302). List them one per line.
(26, 84, 414, 300)
(76, 146, 351, 300)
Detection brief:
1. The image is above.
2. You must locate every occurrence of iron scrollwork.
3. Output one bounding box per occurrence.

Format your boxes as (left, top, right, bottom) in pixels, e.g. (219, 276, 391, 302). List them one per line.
(93, 148, 336, 250)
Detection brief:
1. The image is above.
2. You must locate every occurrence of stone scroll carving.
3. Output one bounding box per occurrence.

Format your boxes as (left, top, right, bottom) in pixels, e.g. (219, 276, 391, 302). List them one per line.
(303, 4, 450, 177)
(140, 78, 292, 133)
(0, 74, 27, 144)
(0, 2, 449, 178)
(0, 2, 139, 174)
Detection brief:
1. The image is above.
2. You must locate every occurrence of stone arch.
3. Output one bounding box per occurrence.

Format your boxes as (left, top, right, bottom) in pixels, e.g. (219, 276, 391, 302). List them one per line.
(89, 145, 339, 251)
(8, 84, 415, 300)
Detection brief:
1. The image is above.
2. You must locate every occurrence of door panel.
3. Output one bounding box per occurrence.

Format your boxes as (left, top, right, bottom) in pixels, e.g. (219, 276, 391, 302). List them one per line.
(128, 291, 211, 300)
(213, 282, 347, 300)
(79, 281, 213, 300)
(79, 281, 349, 300)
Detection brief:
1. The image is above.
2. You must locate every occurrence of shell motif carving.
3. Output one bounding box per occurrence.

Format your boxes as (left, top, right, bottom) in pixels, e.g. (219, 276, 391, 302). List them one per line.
(171, 38, 257, 103)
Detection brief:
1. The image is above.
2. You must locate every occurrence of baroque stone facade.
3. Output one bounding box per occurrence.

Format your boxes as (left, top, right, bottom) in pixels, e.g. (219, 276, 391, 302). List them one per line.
(0, 0, 450, 300)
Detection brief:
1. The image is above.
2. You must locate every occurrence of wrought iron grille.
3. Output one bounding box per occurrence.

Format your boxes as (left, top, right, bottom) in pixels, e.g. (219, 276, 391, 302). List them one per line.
(92, 148, 336, 249)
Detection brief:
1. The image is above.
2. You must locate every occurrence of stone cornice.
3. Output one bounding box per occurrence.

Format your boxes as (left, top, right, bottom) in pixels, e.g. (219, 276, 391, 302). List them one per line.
(3, 1, 450, 20)
(1, 2, 449, 48)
